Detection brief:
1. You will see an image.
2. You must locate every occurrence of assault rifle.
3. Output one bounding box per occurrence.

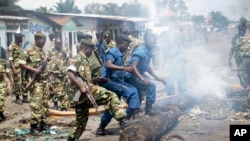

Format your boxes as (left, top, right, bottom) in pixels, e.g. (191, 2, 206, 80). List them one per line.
(26, 57, 48, 90)
(74, 76, 101, 117)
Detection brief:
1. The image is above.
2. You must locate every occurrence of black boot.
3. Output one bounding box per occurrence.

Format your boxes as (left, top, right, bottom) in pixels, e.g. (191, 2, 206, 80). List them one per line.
(53, 101, 58, 110)
(39, 121, 50, 132)
(131, 109, 142, 120)
(145, 104, 157, 116)
(119, 117, 135, 129)
(96, 123, 113, 136)
(15, 96, 23, 105)
(30, 124, 42, 136)
(67, 136, 75, 141)
(22, 95, 29, 103)
(0, 112, 6, 122)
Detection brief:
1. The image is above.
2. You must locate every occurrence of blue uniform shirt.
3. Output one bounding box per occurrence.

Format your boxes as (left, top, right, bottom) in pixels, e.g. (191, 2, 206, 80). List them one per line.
(130, 45, 152, 74)
(96, 41, 106, 60)
(102, 47, 124, 80)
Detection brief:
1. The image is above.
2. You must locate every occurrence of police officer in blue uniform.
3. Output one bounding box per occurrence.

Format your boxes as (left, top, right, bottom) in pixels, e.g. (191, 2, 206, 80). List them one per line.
(96, 34, 141, 136)
(127, 31, 165, 115)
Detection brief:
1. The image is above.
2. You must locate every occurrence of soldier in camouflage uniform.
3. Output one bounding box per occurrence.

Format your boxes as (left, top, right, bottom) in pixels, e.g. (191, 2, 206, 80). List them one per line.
(47, 38, 69, 111)
(0, 47, 13, 122)
(18, 31, 50, 136)
(8, 33, 29, 104)
(67, 39, 131, 141)
(229, 19, 248, 87)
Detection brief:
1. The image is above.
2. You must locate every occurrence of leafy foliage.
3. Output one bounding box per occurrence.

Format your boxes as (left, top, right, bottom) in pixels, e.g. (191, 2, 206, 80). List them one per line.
(84, 1, 150, 17)
(35, 6, 54, 13)
(209, 11, 229, 31)
(0, 0, 22, 11)
(191, 15, 205, 25)
(54, 0, 81, 13)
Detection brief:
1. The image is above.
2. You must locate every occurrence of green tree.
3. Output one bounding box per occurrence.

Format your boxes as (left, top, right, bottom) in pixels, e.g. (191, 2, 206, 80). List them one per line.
(54, 0, 81, 13)
(35, 6, 54, 13)
(209, 11, 229, 31)
(102, 3, 120, 16)
(191, 15, 205, 25)
(120, 1, 149, 17)
(84, 2, 105, 15)
(0, 0, 22, 11)
(84, 1, 150, 17)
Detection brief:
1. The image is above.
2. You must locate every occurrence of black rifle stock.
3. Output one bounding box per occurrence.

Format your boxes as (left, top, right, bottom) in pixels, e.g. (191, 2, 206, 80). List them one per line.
(74, 76, 101, 117)
(26, 58, 48, 90)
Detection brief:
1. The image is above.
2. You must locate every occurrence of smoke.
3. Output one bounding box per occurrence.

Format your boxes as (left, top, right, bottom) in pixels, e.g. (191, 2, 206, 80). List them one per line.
(185, 45, 229, 99)
(155, 28, 230, 99)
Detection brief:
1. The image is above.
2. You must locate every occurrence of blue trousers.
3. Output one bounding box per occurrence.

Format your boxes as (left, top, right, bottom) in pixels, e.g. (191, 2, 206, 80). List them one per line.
(127, 75, 156, 105)
(100, 79, 140, 125)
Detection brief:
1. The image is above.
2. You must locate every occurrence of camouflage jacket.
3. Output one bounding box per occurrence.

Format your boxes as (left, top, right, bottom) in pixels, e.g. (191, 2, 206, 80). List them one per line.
(7, 42, 23, 68)
(18, 44, 48, 80)
(236, 34, 250, 57)
(68, 51, 92, 87)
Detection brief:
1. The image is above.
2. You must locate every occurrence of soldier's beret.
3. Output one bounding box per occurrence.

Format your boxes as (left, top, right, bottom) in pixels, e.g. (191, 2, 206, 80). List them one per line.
(119, 34, 131, 43)
(81, 39, 94, 48)
(35, 31, 46, 38)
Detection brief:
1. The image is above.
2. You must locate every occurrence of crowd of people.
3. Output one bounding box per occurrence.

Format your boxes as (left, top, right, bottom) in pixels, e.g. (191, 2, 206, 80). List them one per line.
(0, 27, 187, 141)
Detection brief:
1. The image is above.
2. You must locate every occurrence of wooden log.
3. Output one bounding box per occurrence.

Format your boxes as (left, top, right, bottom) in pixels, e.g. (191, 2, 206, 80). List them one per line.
(48, 95, 186, 117)
(119, 106, 181, 141)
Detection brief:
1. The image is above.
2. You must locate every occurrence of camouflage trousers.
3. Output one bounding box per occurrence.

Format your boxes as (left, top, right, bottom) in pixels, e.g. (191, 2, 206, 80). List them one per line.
(51, 83, 69, 109)
(238, 58, 250, 88)
(12, 68, 22, 96)
(0, 78, 7, 112)
(68, 85, 126, 139)
(30, 81, 49, 124)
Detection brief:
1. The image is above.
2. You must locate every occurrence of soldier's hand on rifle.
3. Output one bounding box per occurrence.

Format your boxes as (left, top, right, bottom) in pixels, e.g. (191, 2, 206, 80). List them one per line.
(124, 66, 134, 72)
(80, 86, 88, 94)
(33, 68, 41, 75)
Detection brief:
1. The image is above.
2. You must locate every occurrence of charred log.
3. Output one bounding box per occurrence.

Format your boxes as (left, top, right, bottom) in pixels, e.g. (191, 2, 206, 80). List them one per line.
(119, 106, 181, 141)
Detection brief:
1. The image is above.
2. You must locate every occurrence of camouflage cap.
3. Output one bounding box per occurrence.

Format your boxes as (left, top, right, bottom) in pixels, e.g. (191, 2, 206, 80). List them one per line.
(81, 39, 94, 48)
(34, 31, 46, 38)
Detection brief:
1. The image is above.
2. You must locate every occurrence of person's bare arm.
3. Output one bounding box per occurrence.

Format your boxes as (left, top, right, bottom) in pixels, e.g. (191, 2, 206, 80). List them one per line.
(131, 61, 150, 85)
(20, 64, 40, 75)
(106, 60, 133, 72)
(147, 66, 166, 85)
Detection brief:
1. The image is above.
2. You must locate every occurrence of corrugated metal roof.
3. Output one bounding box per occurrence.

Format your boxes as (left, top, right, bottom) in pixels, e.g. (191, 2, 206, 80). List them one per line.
(52, 13, 150, 22)
(0, 15, 30, 20)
